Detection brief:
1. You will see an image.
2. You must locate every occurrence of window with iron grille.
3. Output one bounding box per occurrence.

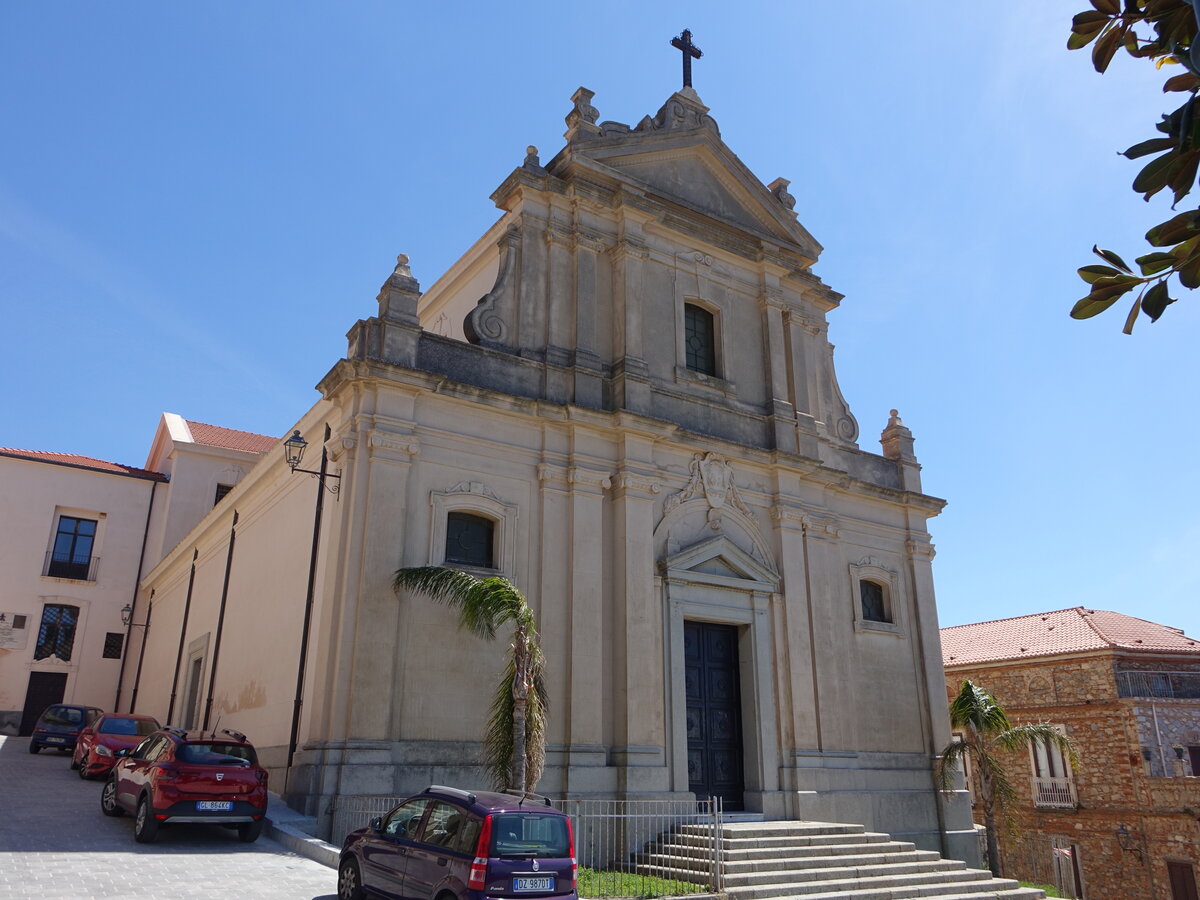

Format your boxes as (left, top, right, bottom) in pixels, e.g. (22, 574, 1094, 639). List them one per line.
(684, 304, 717, 376)
(47, 516, 97, 580)
(860, 579, 890, 622)
(445, 512, 495, 568)
(34, 604, 80, 661)
(102, 632, 124, 659)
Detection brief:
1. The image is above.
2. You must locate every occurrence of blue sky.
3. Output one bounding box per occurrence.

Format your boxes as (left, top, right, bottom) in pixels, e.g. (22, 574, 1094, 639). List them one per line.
(3, 2, 1196, 635)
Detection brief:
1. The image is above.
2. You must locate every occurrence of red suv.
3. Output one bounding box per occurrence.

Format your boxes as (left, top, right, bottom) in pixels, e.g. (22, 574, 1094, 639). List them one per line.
(100, 727, 268, 843)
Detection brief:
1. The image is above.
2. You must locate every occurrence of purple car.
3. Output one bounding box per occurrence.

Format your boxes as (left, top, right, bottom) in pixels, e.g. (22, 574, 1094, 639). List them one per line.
(338, 785, 577, 900)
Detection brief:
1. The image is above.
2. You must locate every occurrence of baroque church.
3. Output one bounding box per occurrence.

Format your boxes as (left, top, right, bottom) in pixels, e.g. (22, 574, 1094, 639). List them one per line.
(119, 54, 976, 858)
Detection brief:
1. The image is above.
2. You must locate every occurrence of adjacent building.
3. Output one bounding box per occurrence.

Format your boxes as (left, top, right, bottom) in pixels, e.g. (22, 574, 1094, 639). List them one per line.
(942, 607, 1200, 900)
(0, 415, 274, 736)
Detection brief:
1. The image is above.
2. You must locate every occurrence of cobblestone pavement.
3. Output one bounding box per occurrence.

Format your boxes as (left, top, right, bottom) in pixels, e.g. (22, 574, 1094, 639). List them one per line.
(0, 736, 337, 899)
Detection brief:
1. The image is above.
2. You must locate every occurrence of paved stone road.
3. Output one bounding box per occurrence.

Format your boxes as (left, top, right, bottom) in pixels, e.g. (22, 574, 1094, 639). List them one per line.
(0, 736, 337, 899)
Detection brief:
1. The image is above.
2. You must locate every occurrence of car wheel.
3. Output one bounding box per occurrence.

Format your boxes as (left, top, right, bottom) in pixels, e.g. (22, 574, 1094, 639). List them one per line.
(100, 777, 124, 817)
(69, 748, 80, 770)
(237, 820, 263, 843)
(77, 757, 91, 780)
(134, 796, 159, 843)
(28, 741, 39, 755)
(338, 857, 365, 900)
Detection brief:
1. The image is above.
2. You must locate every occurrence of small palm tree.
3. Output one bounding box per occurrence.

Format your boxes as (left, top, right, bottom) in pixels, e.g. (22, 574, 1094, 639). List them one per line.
(936, 680, 1079, 878)
(392, 566, 547, 792)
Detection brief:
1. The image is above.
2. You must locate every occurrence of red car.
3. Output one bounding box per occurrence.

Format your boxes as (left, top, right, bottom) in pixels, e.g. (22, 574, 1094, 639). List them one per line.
(100, 726, 268, 843)
(72, 713, 161, 779)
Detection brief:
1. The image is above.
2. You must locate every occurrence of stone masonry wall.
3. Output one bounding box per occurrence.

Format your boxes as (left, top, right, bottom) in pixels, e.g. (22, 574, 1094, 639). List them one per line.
(945, 653, 1200, 900)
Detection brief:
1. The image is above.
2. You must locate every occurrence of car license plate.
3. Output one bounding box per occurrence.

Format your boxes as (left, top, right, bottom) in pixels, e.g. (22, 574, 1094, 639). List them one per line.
(196, 801, 233, 812)
(46, 737, 65, 743)
(513, 877, 554, 892)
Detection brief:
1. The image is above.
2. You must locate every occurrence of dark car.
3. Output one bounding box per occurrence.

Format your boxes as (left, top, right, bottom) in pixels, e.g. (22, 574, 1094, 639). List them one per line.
(28, 704, 103, 754)
(72, 713, 162, 779)
(338, 785, 577, 900)
(100, 726, 268, 844)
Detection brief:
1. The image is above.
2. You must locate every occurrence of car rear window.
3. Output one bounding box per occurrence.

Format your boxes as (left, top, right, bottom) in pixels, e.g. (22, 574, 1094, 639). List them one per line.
(177, 742, 257, 765)
(99, 717, 159, 736)
(40, 707, 83, 726)
(488, 813, 570, 858)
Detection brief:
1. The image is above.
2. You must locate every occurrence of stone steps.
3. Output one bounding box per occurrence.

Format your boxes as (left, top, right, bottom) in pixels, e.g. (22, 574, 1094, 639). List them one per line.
(631, 819, 1043, 900)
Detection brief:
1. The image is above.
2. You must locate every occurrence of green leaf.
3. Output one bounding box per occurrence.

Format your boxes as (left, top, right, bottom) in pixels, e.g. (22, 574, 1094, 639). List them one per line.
(1146, 209, 1200, 246)
(1070, 279, 1138, 319)
(1168, 151, 1200, 203)
(1090, 0, 1119, 14)
(1140, 280, 1175, 319)
(1122, 137, 1176, 159)
(1078, 264, 1121, 283)
(1092, 26, 1124, 72)
(1135, 251, 1177, 274)
(1178, 250, 1200, 287)
(1123, 295, 1142, 334)
(1069, 11, 1112, 48)
(1092, 245, 1133, 272)
(1132, 150, 1178, 198)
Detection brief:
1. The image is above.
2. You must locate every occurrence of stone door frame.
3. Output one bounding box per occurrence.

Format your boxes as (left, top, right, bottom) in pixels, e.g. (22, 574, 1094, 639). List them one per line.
(660, 535, 780, 812)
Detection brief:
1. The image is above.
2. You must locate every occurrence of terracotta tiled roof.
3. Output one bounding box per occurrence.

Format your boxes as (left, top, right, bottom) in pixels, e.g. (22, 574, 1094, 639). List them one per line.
(0, 448, 167, 481)
(942, 607, 1200, 666)
(185, 420, 277, 454)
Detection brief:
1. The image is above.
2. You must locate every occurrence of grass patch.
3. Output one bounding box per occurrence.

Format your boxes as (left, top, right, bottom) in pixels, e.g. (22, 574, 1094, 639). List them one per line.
(1020, 883, 1063, 898)
(578, 867, 707, 899)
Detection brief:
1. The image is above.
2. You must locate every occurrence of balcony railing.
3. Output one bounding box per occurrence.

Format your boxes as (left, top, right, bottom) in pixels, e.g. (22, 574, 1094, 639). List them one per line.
(1032, 776, 1077, 809)
(1116, 670, 1200, 700)
(43, 551, 98, 581)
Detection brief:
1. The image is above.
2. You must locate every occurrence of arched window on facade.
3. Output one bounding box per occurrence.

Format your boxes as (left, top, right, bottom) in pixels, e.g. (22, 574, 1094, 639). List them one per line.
(859, 579, 890, 623)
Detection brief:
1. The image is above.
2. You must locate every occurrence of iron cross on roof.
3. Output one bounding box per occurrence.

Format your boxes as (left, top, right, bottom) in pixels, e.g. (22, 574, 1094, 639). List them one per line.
(671, 29, 702, 88)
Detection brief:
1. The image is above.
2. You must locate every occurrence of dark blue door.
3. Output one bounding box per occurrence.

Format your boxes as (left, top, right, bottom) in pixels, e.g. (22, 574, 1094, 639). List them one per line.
(685, 621, 744, 810)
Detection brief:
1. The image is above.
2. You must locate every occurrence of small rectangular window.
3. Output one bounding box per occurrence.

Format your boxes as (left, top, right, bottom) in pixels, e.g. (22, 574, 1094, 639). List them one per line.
(445, 512, 495, 568)
(684, 304, 717, 376)
(47, 516, 97, 580)
(214, 484, 233, 505)
(860, 580, 889, 622)
(103, 632, 124, 659)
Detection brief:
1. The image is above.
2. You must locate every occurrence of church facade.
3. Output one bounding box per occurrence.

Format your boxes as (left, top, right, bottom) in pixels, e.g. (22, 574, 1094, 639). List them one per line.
(122, 81, 975, 857)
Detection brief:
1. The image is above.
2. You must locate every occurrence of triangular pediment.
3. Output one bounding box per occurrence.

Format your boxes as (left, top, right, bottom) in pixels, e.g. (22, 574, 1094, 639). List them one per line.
(551, 90, 822, 262)
(663, 535, 779, 588)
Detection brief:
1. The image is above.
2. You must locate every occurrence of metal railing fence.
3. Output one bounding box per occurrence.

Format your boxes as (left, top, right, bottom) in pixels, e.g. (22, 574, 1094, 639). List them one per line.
(1032, 775, 1078, 809)
(1116, 670, 1200, 699)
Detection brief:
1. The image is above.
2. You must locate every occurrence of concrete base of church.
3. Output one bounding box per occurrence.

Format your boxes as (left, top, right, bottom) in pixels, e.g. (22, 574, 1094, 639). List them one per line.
(279, 738, 980, 868)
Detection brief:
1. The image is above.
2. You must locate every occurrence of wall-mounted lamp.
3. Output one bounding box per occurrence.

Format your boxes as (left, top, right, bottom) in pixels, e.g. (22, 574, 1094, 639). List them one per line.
(1142, 747, 1153, 762)
(1115, 824, 1144, 861)
(1174, 745, 1186, 760)
(120, 604, 148, 628)
(284, 430, 341, 495)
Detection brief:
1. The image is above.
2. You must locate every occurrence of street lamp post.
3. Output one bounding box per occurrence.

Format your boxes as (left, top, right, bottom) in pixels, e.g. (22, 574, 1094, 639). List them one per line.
(283, 426, 341, 793)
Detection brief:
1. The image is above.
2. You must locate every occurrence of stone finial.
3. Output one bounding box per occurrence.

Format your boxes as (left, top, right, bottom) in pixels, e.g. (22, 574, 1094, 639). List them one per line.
(378, 251, 421, 323)
(881, 409, 913, 454)
(768, 177, 796, 210)
(523, 145, 542, 169)
(565, 87, 602, 142)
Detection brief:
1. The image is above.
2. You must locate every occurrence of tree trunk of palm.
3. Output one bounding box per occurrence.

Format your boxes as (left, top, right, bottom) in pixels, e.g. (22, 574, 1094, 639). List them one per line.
(983, 808, 1002, 878)
(511, 627, 528, 791)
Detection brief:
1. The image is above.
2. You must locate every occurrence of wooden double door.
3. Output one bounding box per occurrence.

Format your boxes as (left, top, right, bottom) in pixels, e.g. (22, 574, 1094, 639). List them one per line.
(684, 621, 745, 811)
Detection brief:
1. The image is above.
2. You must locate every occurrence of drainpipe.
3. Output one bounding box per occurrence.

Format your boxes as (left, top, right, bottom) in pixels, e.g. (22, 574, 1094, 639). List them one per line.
(113, 478, 158, 711)
(202, 510, 238, 732)
(285, 425, 331, 789)
(128, 594, 153, 713)
(1152, 703, 1166, 776)
(166, 549, 199, 724)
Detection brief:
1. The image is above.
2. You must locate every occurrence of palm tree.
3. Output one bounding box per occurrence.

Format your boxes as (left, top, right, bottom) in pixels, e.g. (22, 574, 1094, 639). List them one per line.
(936, 680, 1079, 878)
(392, 566, 547, 792)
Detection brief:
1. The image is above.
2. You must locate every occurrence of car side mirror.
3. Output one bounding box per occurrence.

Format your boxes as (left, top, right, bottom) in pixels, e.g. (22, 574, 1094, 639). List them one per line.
(369, 817, 384, 832)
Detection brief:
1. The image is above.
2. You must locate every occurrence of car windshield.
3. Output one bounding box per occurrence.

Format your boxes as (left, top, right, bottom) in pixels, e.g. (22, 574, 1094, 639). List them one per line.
(40, 707, 83, 726)
(488, 813, 571, 858)
(177, 742, 256, 765)
(99, 717, 159, 736)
